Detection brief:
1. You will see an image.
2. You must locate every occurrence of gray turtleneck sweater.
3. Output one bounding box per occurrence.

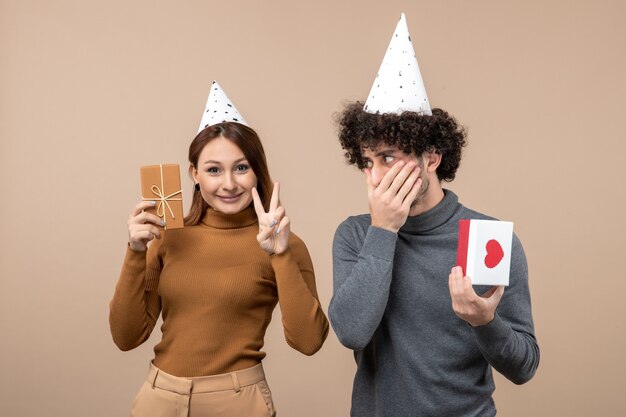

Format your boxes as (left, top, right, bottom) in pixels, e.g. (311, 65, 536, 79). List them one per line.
(329, 190, 539, 417)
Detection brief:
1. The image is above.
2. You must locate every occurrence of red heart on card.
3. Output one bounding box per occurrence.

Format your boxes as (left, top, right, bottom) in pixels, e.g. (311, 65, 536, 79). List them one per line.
(484, 239, 504, 269)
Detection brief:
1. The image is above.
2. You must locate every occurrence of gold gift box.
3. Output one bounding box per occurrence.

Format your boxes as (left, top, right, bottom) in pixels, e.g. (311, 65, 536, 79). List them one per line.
(140, 164, 184, 230)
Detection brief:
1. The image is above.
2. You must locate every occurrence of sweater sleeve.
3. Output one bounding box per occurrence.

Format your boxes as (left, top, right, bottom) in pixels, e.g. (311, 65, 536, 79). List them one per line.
(471, 234, 540, 384)
(270, 233, 329, 355)
(109, 239, 163, 351)
(329, 219, 398, 351)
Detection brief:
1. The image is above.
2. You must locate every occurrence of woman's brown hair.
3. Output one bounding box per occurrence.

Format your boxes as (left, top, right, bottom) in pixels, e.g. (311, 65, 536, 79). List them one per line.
(184, 122, 273, 225)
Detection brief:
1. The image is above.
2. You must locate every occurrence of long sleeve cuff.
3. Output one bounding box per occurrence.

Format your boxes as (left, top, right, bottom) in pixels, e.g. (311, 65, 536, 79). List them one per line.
(123, 245, 148, 273)
(471, 312, 510, 348)
(361, 226, 397, 261)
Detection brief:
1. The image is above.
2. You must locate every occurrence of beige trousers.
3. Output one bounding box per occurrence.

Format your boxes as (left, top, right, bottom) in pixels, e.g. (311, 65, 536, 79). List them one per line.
(130, 363, 276, 417)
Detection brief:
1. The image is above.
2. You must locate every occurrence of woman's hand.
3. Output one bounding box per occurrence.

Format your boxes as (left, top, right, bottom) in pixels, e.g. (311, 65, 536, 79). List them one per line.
(127, 201, 165, 252)
(252, 182, 290, 255)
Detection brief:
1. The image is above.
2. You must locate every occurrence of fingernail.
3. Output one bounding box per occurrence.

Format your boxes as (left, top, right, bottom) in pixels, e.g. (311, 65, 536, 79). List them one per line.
(151, 201, 157, 206)
(161, 220, 166, 226)
(276, 228, 281, 234)
(269, 220, 276, 227)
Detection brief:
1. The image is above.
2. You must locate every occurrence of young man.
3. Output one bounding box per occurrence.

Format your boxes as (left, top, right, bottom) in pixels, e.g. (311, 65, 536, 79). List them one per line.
(329, 14, 539, 417)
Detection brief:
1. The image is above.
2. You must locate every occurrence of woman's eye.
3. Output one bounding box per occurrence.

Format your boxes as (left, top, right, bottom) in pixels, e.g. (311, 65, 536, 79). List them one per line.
(206, 167, 220, 174)
(365, 160, 373, 168)
(235, 164, 250, 172)
(383, 156, 395, 164)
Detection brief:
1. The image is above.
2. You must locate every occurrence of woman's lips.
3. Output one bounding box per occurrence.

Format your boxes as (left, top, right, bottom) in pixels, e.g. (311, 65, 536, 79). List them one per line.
(216, 193, 243, 203)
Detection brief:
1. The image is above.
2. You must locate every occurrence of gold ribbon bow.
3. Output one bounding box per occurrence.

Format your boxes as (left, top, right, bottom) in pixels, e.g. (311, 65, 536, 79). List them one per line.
(142, 164, 182, 229)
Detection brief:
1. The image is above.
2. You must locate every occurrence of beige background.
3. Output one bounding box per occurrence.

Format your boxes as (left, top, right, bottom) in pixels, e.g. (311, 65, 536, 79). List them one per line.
(1, 0, 625, 415)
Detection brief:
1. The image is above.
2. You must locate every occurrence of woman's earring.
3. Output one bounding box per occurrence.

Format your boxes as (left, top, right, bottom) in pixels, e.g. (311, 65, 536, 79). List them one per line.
(194, 183, 200, 192)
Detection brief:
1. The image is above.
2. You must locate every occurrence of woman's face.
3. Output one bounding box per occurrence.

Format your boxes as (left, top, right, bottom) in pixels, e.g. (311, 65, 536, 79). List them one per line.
(193, 136, 258, 215)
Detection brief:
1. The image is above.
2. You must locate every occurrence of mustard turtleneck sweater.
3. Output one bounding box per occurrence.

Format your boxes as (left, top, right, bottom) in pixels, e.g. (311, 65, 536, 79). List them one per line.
(109, 206, 329, 377)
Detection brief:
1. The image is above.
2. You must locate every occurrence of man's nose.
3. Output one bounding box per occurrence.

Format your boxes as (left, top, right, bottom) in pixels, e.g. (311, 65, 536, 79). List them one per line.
(370, 165, 387, 187)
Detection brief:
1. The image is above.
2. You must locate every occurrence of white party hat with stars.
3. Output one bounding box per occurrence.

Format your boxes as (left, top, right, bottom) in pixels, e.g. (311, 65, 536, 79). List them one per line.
(198, 81, 248, 133)
(364, 13, 432, 116)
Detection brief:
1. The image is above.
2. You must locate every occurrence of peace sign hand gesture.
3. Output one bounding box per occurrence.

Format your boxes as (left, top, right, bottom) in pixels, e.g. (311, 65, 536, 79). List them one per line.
(252, 182, 290, 255)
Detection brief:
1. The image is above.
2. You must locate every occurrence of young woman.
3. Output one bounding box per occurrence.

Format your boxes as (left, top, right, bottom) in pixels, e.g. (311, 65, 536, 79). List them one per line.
(109, 121, 329, 417)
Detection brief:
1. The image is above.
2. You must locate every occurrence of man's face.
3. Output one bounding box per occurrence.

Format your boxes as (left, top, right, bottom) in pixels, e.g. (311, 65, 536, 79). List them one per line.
(361, 144, 430, 207)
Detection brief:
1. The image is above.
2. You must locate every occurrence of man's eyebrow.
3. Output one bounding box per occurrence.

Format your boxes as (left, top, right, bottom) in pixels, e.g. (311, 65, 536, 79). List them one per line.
(374, 148, 398, 156)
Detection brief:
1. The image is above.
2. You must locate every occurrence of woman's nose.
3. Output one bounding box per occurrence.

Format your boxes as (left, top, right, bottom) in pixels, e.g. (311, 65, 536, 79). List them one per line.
(222, 173, 237, 190)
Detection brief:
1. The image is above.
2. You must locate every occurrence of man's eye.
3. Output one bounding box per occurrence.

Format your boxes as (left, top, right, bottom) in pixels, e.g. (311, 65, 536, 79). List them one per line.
(365, 160, 373, 168)
(383, 156, 395, 164)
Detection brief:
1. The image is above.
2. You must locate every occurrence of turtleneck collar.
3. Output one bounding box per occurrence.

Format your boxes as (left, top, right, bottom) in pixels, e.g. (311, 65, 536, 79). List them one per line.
(201, 206, 258, 229)
(400, 189, 460, 234)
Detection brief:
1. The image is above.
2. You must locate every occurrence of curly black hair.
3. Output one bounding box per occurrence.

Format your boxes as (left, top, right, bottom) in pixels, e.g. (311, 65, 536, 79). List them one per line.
(337, 102, 468, 182)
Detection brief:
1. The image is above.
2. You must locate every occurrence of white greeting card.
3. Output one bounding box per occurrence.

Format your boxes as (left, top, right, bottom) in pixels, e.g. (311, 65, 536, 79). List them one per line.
(457, 219, 514, 286)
